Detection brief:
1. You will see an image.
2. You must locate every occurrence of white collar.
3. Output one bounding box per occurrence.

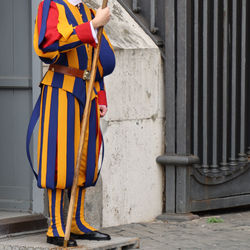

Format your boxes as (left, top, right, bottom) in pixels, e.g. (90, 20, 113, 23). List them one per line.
(67, 0, 82, 6)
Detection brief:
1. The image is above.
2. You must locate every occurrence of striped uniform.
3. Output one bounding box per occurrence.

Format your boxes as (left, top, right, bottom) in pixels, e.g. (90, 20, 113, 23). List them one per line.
(28, 0, 115, 237)
(33, 0, 115, 189)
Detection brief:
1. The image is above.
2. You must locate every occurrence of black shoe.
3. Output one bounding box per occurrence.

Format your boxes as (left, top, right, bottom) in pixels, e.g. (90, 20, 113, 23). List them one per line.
(47, 236, 77, 247)
(71, 231, 111, 241)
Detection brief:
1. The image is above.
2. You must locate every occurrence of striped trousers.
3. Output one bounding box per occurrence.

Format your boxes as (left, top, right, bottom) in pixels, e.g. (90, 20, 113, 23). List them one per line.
(47, 187, 96, 237)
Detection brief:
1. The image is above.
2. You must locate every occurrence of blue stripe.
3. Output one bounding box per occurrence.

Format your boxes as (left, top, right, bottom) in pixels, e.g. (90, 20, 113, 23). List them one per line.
(73, 77, 86, 107)
(75, 187, 92, 233)
(38, 86, 48, 188)
(38, 0, 51, 49)
(53, 0, 78, 26)
(52, 190, 59, 236)
(26, 95, 41, 180)
(99, 37, 116, 77)
(42, 41, 59, 53)
(46, 88, 59, 188)
(39, 56, 58, 65)
(99, 79, 105, 91)
(85, 100, 97, 187)
(79, 4, 88, 22)
(66, 92, 75, 188)
(56, 53, 68, 66)
(59, 41, 82, 52)
(51, 72, 64, 89)
(77, 45, 88, 70)
(60, 190, 65, 232)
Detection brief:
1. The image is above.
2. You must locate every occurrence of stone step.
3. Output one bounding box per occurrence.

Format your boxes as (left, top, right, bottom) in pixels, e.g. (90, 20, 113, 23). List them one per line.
(0, 215, 47, 235)
(0, 233, 140, 250)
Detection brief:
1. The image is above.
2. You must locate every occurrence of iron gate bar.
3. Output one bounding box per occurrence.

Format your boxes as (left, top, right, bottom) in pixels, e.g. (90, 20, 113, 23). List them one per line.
(239, 0, 248, 163)
(230, 0, 238, 167)
(175, 0, 192, 213)
(117, 0, 164, 47)
(202, 0, 209, 172)
(193, 0, 199, 162)
(220, 0, 229, 171)
(150, 0, 158, 33)
(211, 0, 219, 173)
(132, 0, 140, 13)
(164, 0, 176, 213)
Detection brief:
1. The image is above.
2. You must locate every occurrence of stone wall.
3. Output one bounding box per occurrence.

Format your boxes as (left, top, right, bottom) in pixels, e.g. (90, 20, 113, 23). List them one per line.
(86, 0, 165, 227)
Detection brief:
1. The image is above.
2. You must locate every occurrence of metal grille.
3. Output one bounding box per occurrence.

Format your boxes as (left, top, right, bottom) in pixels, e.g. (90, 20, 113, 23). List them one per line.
(192, 0, 250, 184)
(117, 0, 165, 47)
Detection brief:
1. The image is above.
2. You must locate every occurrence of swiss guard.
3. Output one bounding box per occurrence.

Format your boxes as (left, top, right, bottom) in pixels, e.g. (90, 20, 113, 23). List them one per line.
(26, 0, 115, 247)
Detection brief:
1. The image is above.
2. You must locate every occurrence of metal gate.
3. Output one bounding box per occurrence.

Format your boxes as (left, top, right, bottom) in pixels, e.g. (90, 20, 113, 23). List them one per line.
(119, 0, 250, 213)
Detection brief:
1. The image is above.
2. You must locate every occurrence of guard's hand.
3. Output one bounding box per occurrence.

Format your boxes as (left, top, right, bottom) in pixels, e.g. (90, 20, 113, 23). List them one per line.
(99, 105, 108, 117)
(92, 7, 111, 29)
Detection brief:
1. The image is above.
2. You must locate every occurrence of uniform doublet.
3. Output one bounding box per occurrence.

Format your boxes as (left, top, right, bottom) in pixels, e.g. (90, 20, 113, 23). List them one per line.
(27, 0, 115, 239)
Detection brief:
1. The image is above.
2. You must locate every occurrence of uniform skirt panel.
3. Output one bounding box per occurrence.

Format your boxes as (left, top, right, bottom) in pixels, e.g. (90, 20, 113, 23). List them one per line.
(37, 84, 102, 189)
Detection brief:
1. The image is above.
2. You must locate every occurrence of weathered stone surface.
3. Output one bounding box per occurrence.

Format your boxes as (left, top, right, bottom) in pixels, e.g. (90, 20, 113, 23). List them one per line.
(86, 0, 165, 227)
(101, 118, 165, 227)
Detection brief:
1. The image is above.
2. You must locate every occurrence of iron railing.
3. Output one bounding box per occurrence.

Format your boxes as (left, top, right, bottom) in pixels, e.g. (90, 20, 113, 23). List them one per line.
(192, 0, 250, 185)
(119, 0, 250, 212)
(117, 0, 165, 47)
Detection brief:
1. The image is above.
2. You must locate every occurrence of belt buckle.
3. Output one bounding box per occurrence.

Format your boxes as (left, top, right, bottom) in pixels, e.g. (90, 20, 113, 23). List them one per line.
(83, 70, 91, 81)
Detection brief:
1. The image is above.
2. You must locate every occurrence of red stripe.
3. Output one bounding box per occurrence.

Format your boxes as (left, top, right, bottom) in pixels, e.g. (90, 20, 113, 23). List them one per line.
(37, 2, 43, 35)
(75, 22, 96, 47)
(37, 1, 61, 49)
(97, 90, 107, 106)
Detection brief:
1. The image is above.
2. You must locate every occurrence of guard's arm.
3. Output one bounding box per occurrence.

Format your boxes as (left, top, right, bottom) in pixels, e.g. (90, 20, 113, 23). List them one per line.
(34, 1, 97, 64)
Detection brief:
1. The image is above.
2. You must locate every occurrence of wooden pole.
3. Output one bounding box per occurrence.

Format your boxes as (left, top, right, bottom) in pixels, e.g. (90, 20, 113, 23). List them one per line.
(64, 0, 109, 247)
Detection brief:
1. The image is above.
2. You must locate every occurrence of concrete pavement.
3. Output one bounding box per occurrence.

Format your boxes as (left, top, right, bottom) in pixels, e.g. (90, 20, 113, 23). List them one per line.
(1, 209, 250, 249)
(102, 209, 250, 250)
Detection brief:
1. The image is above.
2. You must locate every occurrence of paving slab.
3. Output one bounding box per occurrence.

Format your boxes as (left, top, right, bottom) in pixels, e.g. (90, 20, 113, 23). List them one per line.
(0, 233, 139, 250)
(103, 209, 250, 250)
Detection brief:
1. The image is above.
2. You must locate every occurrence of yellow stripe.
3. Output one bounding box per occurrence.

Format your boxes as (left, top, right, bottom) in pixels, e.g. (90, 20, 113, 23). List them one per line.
(57, 89, 68, 188)
(47, 189, 53, 237)
(97, 60, 104, 77)
(79, 189, 96, 231)
(55, 189, 64, 236)
(67, 48, 79, 68)
(41, 87, 52, 187)
(62, 75, 75, 93)
(41, 70, 54, 86)
(84, 3, 92, 21)
(78, 105, 91, 185)
(57, 3, 74, 40)
(74, 99, 80, 168)
(58, 34, 80, 48)
(71, 187, 81, 234)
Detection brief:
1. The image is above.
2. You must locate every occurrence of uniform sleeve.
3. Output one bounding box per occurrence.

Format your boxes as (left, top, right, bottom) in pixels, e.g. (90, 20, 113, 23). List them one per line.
(96, 79, 107, 107)
(34, 1, 97, 64)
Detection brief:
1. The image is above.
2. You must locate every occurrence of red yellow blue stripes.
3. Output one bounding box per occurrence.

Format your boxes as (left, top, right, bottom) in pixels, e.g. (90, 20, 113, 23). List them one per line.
(37, 84, 102, 189)
(47, 187, 96, 237)
(47, 189, 65, 237)
(70, 187, 96, 234)
(32, 0, 115, 189)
